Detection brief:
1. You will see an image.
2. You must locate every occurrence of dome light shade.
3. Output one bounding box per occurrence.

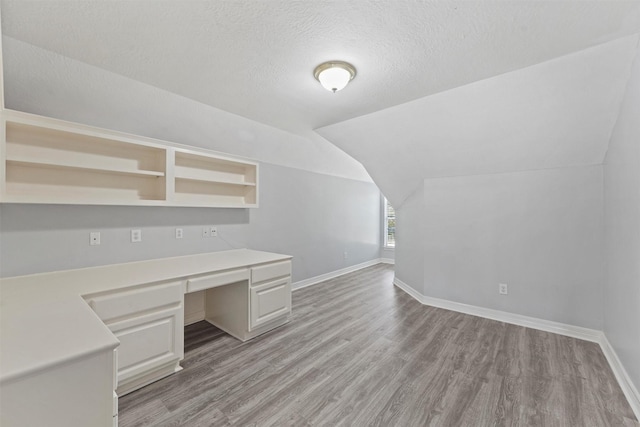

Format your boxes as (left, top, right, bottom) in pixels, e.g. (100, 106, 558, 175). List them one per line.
(314, 61, 356, 93)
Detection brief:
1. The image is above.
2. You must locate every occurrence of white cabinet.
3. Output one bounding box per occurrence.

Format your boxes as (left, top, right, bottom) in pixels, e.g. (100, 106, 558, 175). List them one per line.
(186, 268, 249, 293)
(84, 281, 184, 395)
(109, 306, 183, 394)
(0, 249, 292, 425)
(250, 260, 292, 283)
(0, 349, 116, 427)
(0, 109, 259, 207)
(249, 261, 292, 330)
(250, 277, 291, 329)
(199, 260, 292, 341)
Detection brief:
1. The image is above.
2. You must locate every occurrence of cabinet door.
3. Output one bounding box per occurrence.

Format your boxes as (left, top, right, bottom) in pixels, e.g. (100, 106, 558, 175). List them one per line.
(108, 306, 183, 385)
(85, 281, 184, 392)
(250, 277, 291, 330)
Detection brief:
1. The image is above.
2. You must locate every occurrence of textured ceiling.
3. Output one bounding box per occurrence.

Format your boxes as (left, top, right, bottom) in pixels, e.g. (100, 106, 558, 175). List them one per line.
(1, 36, 373, 182)
(2, 1, 640, 203)
(2, 0, 640, 135)
(317, 35, 640, 207)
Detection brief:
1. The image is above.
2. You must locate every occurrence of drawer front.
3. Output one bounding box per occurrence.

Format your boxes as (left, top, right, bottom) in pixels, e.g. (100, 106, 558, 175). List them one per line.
(251, 260, 292, 285)
(186, 268, 249, 293)
(109, 307, 182, 384)
(86, 281, 183, 323)
(250, 277, 291, 330)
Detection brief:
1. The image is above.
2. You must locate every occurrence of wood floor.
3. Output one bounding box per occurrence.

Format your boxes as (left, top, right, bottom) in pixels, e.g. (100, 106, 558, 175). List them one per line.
(119, 264, 638, 426)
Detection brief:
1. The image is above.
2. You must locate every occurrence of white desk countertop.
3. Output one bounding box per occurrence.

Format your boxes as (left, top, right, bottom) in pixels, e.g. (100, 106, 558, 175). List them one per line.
(0, 249, 292, 383)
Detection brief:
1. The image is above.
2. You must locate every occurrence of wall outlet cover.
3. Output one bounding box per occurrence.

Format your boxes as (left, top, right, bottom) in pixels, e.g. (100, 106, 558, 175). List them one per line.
(131, 229, 142, 243)
(175, 228, 184, 239)
(90, 232, 101, 246)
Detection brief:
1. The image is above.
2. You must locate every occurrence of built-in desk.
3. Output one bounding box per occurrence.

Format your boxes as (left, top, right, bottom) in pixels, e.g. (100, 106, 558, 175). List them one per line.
(0, 249, 292, 427)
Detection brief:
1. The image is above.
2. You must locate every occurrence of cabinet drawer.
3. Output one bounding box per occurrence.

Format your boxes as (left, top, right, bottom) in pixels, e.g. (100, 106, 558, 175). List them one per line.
(250, 277, 291, 330)
(86, 281, 182, 323)
(186, 268, 249, 293)
(109, 307, 183, 385)
(251, 261, 291, 284)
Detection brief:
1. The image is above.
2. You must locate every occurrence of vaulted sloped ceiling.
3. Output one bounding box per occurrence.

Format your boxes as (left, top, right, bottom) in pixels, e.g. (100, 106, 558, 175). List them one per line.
(3, 1, 640, 134)
(317, 35, 640, 207)
(2, 1, 640, 200)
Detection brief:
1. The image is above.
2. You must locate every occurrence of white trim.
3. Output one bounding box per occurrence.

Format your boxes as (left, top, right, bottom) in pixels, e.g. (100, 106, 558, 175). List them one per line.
(392, 277, 426, 304)
(599, 335, 640, 419)
(393, 276, 640, 419)
(380, 258, 395, 265)
(292, 259, 384, 291)
(393, 277, 602, 342)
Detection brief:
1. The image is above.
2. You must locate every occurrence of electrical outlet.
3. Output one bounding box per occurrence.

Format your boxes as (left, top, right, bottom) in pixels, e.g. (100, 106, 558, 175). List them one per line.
(343, 251, 348, 259)
(210, 226, 218, 237)
(131, 229, 142, 243)
(202, 227, 210, 238)
(499, 283, 508, 295)
(175, 228, 183, 239)
(90, 232, 101, 246)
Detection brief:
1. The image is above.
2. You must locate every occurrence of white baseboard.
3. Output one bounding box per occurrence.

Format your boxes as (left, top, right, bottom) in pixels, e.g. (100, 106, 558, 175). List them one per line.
(380, 258, 395, 265)
(599, 335, 640, 419)
(393, 277, 600, 342)
(392, 277, 426, 306)
(393, 276, 640, 420)
(292, 258, 388, 291)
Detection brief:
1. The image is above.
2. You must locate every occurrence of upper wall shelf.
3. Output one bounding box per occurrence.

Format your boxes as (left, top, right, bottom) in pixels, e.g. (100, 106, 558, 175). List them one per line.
(0, 109, 259, 208)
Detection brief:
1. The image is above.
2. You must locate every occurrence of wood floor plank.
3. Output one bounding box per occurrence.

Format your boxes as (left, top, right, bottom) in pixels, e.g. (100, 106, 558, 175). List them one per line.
(117, 398, 170, 427)
(118, 264, 638, 426)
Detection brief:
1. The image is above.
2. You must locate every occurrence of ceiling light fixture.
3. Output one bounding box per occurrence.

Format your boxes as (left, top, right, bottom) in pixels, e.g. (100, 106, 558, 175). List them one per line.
(313, 61, 357, 93)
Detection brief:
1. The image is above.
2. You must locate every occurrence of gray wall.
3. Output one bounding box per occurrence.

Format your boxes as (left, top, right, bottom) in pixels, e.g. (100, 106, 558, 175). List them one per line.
(604, 43, 640, 392)
(394, 185, 424, 290)
(380, 247, 395, 262)
(420, 166, 604, 329)
(0, 36, 382, 281)
(1, 36, 371, 182)
(393, 166, 605, 330)
(0, 162, 381, 281)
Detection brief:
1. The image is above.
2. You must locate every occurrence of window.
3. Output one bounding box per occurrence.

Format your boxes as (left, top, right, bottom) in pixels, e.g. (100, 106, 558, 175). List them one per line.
(384, 197, 395, 248)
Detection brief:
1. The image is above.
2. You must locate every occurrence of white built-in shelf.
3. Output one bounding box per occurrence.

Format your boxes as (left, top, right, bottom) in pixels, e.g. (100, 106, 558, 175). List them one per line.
(0, 110, 259, 207)
(173, 168, 256, 186)
(6, 156, 166, 178)
(172, 150, 258, 206)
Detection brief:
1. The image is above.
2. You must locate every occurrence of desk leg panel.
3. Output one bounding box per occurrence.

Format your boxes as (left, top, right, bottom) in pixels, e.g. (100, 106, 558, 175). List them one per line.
(204, 281, 249, 341)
